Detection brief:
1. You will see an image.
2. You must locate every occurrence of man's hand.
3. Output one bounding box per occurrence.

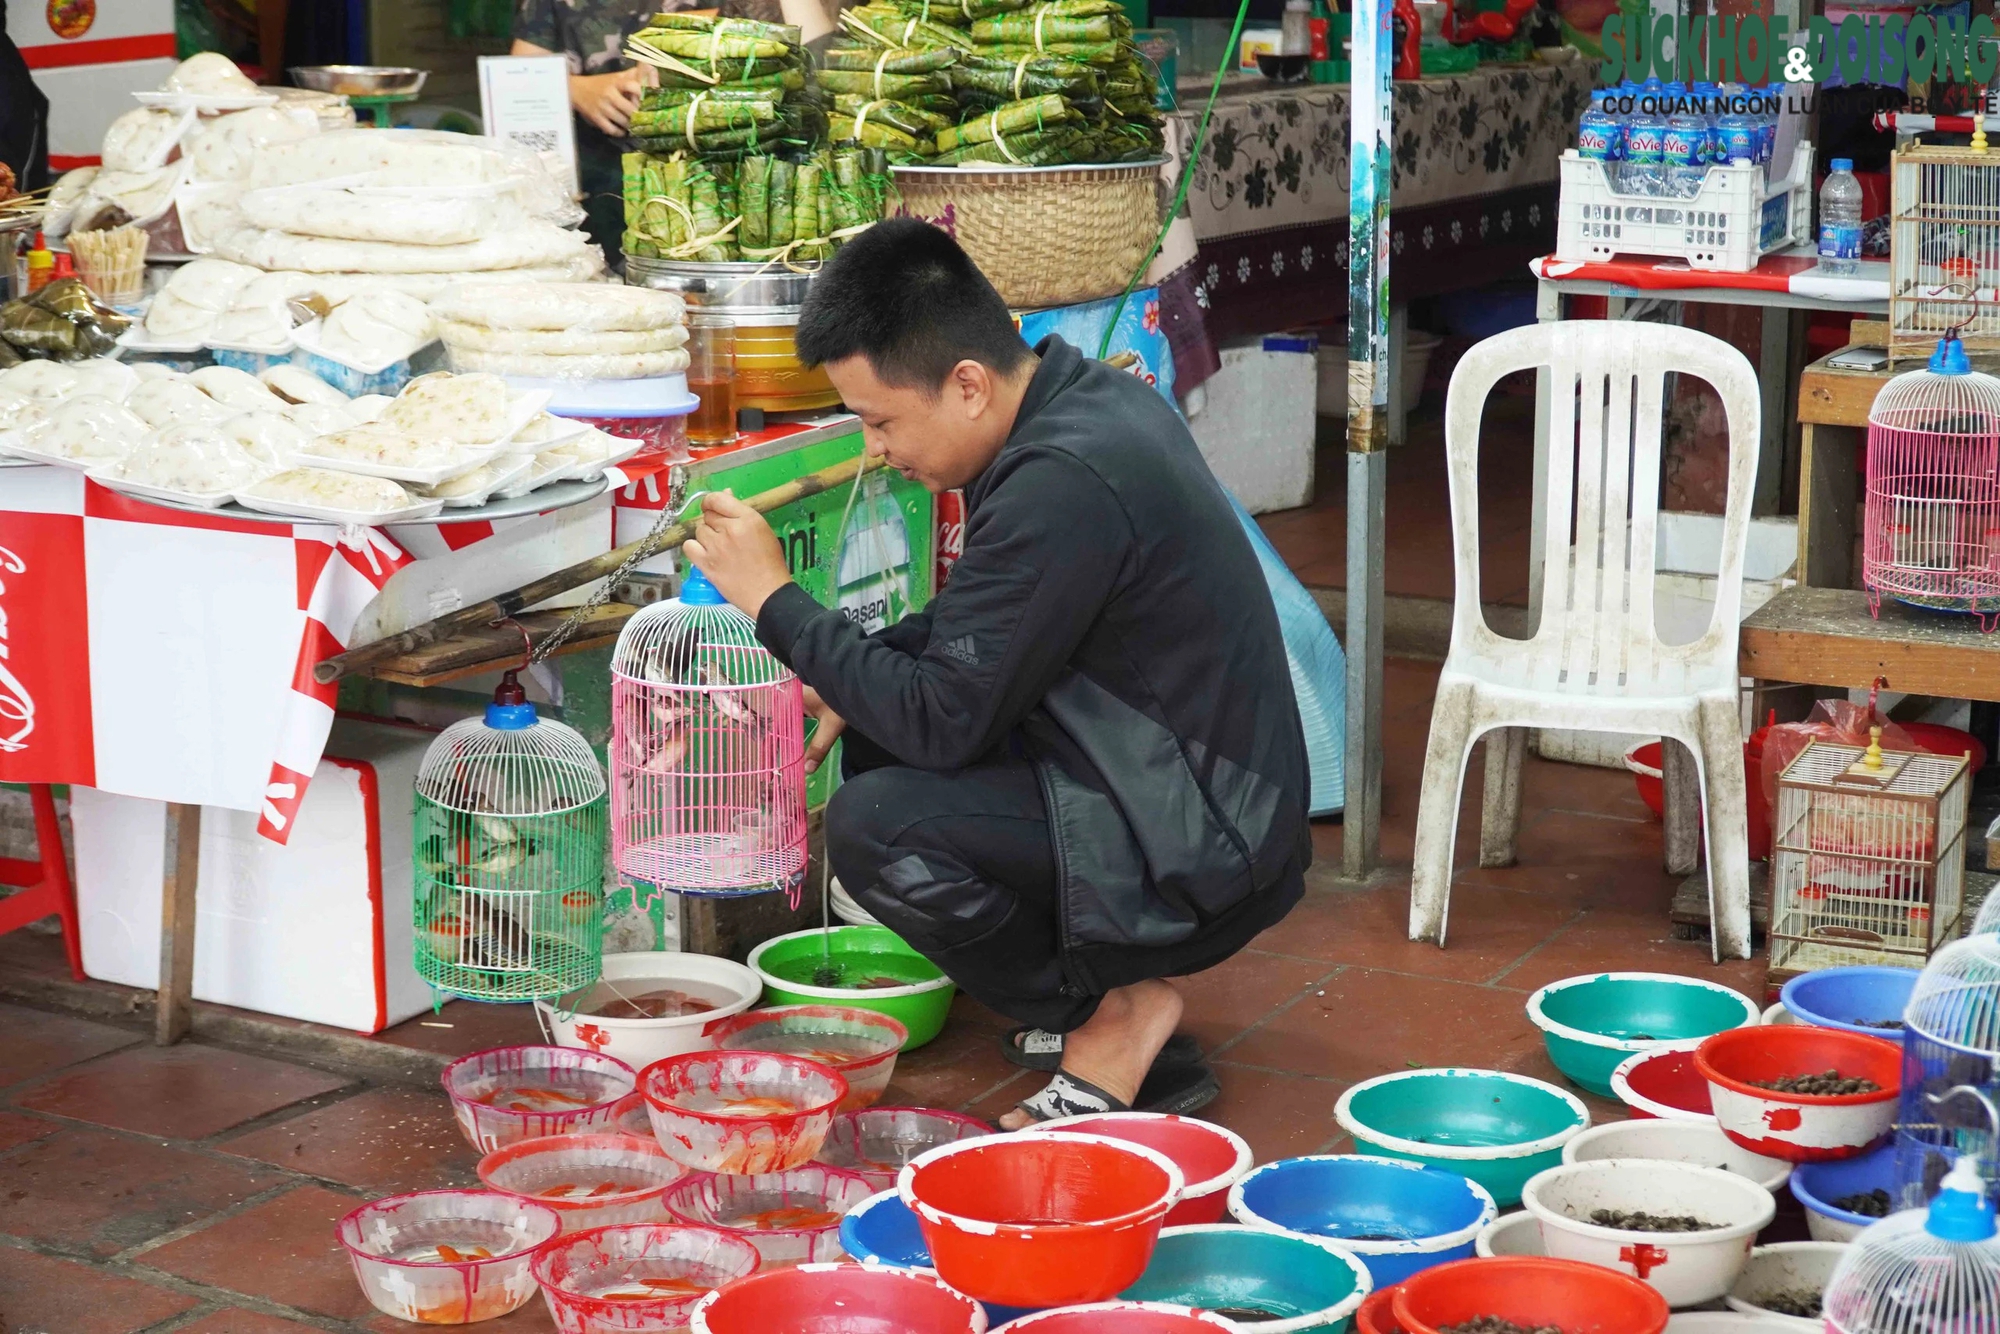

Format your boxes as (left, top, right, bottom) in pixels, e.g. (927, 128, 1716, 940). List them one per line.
(684, 490, 793, 619)
(802, 686, 846, 774)
(570, 68, 648, 136)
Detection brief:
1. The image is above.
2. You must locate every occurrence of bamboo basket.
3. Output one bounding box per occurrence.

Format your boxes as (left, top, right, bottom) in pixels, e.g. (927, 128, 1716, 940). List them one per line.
(890, 159, 1163, 308)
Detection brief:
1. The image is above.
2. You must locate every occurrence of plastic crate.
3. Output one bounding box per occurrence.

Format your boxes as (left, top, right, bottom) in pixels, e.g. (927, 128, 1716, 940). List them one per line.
(1555, 141, 1815, 272)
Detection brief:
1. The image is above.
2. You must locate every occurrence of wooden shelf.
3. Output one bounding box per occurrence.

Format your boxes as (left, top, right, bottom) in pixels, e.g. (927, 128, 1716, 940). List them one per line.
(1740, 586, 2000, 702)
(352, 604, 639, 688)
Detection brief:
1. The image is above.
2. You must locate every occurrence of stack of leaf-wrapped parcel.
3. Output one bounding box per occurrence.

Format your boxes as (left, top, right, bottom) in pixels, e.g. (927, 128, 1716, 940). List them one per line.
(622, 148, 895, 262)
(824, 0, 1162, 166)
(625, 14, 826, 158)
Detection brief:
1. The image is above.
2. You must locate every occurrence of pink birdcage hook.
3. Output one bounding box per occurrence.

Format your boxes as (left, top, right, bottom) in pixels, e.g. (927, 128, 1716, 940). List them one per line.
(610, 565, 809, 903)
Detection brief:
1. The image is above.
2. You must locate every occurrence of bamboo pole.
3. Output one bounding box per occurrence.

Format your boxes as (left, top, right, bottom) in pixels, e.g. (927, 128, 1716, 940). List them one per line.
(313, 453, 885, 685)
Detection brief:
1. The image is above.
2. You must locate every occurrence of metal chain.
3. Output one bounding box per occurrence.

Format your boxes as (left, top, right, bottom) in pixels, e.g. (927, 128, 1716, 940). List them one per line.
(526, 491, 694, 665)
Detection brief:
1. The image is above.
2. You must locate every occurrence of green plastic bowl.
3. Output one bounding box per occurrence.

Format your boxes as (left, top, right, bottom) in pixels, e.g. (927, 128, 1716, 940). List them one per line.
(1527, 972, 1759, 1098)
(1122, 1223, 1372, 1333)
(1333, 1067, 1589, 1208)
(747, 926, 955, 1050)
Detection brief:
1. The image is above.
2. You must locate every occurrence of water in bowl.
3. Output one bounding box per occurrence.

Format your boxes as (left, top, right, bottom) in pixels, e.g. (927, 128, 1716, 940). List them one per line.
(741, 1031, 890, 1065)
(464, 1068, 629, 1112)
(670, 1089, 803, 1118)
(767, 951, 937, 991)
(574, 978, 740, 1019)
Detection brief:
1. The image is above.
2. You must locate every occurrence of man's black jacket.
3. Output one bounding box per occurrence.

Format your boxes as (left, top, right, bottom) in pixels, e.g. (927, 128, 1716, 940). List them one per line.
(756, 335, 1309, 989)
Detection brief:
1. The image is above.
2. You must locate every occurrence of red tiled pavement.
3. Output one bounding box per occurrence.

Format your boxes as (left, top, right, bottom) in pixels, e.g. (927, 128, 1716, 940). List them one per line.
(140, 1185, 375, 1322)
(0, 1001, 139, 1087)
(172, 1310, 333, 1334)
(0, 1245, 199, 1334)
(219, 1087, 482, 1194)
(15, 1043, 350, 1140)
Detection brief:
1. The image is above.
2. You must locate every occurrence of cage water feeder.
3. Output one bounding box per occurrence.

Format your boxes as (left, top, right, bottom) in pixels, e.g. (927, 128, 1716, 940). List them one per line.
(817, 1107, 992, 1191)
(837, 1188, 1042, 1326)
(1226, 1155, 1497, 1290)
(1334, 1068, 1590, 1208)
(662, 1164, 875, 1268)
(1564, 1118, 1793, 1194)
(1474, 1212, 1545, 1258)
(476, 1133, 687, 1233)
(1022, 1113, 1254, 1226)
(1780, 966, 1918, 1038)
(1789, 1144, 1901, 1242)
(702, 1004, 908, 1110)
(610, 564, 808, 899)
(538, 950, 763, 1069)
(530, 1222, 762, 1332)
(1528, 973, 1760, 1097)
(1120, 1223, 1373, 1333)
(640, 1048, 848, 1174)
(1818, 1154, 2000, 1334)
(900, 1132, 1185, 1309)
(1388, 1256, 1671, 1334)
(336, 1189, 561, 1325)
(1612, 1046, 1718, 1122)
(442, 1045, 637, 1154)
(412, 670, 608, 1003)
(1695, 1026, 1902, 1162)
(748, 925, 957, 1048)
(1519, 1159, 1777, 1307)
(690, 1261, 988, 1334)
(991, 1304, 1242, 1334)
(1722, 1241, 1848, 1329)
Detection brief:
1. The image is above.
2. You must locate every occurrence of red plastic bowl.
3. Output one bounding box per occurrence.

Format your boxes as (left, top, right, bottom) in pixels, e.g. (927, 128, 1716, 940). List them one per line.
(1021, 1113, 1252, 1226)
(532, 1223, 760, 1333)
(689, 1261, 984, 1334)
(1896, 722, 1986, 774)
(992, 1303, 1239, 1334)
(1610, 1046, 1715, 1121)
(1355, 1288, 1403, 1334)
(1626, 741, 1771, 861)
(1390, 1257, 1670, 1334)
(901, 1132, 1185, 1309)
(1695, 1026, 1902, 1162)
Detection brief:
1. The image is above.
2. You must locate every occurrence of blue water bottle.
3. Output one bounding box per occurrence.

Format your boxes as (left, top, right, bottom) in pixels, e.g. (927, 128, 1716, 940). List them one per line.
(1579, 89, 1623, 166)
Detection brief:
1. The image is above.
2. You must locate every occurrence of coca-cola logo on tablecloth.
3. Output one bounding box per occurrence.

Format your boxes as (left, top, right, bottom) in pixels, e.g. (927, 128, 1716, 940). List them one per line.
(0, 546, 35, 754)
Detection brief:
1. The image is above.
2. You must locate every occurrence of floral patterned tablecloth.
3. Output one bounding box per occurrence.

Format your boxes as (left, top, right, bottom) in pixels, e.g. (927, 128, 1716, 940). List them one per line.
(1156, 60, 1597, 387)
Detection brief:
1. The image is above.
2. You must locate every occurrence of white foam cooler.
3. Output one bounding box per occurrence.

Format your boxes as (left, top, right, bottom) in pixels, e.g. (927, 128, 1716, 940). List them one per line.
(71, 718, 435, 1033)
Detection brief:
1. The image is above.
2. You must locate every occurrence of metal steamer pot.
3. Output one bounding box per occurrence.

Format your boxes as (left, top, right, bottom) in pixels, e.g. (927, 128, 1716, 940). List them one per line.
(624, 257, 839, 412)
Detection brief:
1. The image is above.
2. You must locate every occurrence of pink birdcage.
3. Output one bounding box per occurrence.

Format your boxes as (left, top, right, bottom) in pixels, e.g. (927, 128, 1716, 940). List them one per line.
(1865, 333, 2000, 630)
(610, 565, 808, 901)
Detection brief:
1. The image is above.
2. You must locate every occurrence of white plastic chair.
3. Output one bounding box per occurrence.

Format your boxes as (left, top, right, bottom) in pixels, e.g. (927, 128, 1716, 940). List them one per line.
(1408, 320, 1758, 962)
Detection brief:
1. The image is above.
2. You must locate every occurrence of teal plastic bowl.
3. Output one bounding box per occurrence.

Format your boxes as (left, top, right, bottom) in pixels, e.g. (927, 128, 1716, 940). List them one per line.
(1121, 1224, 1372, 1333)
(1527, 972, 1759, 1098)
(747, 926, 956, 1049)
(1333, 1067, 1589, 1208)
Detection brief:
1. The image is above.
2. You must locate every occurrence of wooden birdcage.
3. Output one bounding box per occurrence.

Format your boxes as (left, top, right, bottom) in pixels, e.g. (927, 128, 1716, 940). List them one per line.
(1890, 143, 2000, 364)
(1768, 733, 1973, 984)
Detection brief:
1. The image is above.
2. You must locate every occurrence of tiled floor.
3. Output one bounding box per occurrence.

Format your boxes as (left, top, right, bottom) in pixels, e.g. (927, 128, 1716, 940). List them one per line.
(0, 407, 1769, 1332)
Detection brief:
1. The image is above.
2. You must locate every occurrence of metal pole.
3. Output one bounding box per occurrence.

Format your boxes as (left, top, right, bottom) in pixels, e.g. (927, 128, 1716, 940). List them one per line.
(1344, 0, 1391, 878)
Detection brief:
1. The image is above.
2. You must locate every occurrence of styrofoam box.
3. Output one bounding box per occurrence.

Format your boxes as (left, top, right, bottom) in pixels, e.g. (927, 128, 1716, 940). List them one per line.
(1534, 512, 1797, 769)
(71, 718, 434, 1033)
(1190, 334, 1318, 514)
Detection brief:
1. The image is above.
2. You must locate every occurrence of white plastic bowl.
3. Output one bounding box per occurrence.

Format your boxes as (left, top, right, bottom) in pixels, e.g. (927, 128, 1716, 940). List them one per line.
(1520, 1159, 1777, 1307)
(537, 951, 762, 1069)
(1762, 1002, 1794, 1026)
(1666, 1316, 1804, 1333)
(1724, 1241, 1849, 1329)
(1474, 1210, 1545, 1258)
(337, 1190, 560, 1325)
(1564, 1117, 1793, 1194)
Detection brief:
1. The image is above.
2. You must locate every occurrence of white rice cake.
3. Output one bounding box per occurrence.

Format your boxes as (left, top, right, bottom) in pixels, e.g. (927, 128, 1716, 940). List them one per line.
(431, 281, 686, 333)
(438, 320, 687, 355)
(381, 372, 512, 445)
(241, 467, 415, 514)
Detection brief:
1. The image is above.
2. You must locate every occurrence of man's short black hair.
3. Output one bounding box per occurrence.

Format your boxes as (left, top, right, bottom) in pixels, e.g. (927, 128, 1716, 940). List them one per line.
(794, 218, 1032, 394)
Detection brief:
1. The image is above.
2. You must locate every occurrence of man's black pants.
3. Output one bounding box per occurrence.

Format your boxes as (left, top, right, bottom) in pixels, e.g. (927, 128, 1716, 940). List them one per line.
(824, 733, 1278, 1033)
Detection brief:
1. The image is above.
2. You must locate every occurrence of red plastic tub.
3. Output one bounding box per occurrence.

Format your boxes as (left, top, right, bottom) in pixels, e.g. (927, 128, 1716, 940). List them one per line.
(1696, 1026, 1902, 1162)
(1389, 1257, 1670, 1334)
(689, 1261, 984, 1334)
(901, 1132, 1185, 1309)
(1626, 740, 1771, 861)
(1610, 1046, 1714, 1121)
(1355, 1287, 1403, 1334)
(992, 1303, 1239, 1334)
(1021, 1113, 1252, 1226)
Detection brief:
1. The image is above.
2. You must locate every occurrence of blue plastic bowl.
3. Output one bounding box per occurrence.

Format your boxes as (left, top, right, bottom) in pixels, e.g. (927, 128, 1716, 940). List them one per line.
(1226, 1155, 1496, 1290)
(1791, 1143, 1901, 1242)
(1781, 967, 1917, 1038)
(1527, 972, 1760, 1097)
(840, 1189, 1039, 1325)
(1121, 1223, 1371, 1333)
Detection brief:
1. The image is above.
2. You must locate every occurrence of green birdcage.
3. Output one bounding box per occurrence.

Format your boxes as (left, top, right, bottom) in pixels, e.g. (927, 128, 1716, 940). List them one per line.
(413, 671, 608, 1003)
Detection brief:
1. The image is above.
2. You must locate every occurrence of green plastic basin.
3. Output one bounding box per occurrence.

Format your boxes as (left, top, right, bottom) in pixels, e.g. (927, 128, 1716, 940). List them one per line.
(1122, 1224, 1371, 1333)
(1334, 1067, 1589, 1208)
(747, 926, 956, 1049)
(1527, 972, 1759, 1098)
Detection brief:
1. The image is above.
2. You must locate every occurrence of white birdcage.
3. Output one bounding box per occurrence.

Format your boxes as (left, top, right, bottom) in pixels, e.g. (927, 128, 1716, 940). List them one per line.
(1896, 935, 2000, 1207)
(1822, 1156, 2000, 1333)
(412, 671, 608, 1003)
(1864, 334, 2000, 625)
(1891, 144, 2000, 364)
(609, 565, 808, 899)
(1766, 732, 1972, 984)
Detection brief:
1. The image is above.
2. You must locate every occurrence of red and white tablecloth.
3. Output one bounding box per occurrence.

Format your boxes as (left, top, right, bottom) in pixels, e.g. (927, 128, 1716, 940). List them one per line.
(0, 455, 672, 844)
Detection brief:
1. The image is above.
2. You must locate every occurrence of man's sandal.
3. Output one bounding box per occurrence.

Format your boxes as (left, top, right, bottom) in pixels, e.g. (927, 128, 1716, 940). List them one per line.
(1002, 1027, 1204, 1073)
(1012, 1062, 1221, 1123)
